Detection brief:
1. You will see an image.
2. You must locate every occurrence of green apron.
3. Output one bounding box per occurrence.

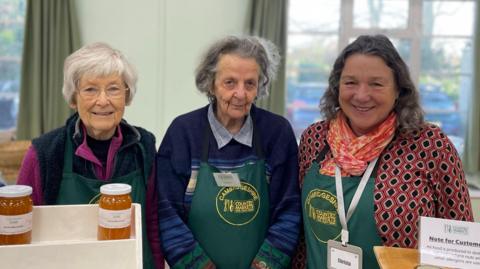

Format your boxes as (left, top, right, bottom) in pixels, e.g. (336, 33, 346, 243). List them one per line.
(302, 146, 383, 269)
(56, 133, 155, 269)
(187, 121, 269, 269)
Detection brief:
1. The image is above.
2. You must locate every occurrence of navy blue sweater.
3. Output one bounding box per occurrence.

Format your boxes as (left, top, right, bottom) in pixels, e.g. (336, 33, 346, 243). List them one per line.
(156, 105, 301, 268)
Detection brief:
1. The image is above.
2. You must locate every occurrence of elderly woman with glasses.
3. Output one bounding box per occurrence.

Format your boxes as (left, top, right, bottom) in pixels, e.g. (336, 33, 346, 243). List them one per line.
(156, 36, 301, 269)
(17, 42, 164, 269)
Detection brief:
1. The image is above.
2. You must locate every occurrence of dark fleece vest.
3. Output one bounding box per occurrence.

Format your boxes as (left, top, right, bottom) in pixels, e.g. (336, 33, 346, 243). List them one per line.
(32, 113, 156, 205)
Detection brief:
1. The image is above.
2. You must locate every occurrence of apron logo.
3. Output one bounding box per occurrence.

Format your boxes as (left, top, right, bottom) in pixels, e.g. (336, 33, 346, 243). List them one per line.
(305, 189, 341, 243)
(216, 182, 260, 226)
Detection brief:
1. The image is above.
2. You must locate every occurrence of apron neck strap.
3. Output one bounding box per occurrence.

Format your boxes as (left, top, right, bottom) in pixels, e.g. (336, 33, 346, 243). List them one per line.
(201, 122, 213, 163)
(252, 120, 264, 159)
(63, 129, 74, 173)
(314, 142, 330, 164)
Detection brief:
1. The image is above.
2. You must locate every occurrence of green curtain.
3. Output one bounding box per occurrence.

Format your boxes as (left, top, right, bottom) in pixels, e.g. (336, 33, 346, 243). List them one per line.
(248, 0, 288, 116)
(463, 2, 480, 174)
(16, 0, 80, 139)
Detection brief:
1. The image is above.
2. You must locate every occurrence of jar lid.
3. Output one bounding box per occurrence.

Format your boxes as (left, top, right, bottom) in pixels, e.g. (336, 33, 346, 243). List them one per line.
(100, 183, 132, 195)
(0, 185, 33, 197)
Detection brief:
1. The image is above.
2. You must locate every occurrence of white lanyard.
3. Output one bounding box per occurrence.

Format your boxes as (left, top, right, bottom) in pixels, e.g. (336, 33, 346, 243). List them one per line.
(334, 158, 378, 246)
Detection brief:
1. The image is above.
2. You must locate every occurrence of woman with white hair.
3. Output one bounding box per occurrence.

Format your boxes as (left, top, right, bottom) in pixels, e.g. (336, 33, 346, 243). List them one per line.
(156, 36, 301, 269)
(18, 42, 163, 269)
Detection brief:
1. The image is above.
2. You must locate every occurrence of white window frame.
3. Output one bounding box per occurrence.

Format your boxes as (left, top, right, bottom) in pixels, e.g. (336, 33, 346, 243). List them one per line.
(338, 0, 474, 86)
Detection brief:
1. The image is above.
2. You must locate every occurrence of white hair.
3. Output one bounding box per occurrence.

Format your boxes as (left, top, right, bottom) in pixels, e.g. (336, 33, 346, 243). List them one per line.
(62, 42, 137, 105)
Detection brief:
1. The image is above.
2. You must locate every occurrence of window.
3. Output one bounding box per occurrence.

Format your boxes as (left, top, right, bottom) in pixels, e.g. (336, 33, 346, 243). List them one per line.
(286, 0, 475, 157)
(0, 0, 26, 141)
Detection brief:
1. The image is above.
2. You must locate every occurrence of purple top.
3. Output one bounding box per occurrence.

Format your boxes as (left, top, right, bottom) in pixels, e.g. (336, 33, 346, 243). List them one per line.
(17, 125, 164, 268)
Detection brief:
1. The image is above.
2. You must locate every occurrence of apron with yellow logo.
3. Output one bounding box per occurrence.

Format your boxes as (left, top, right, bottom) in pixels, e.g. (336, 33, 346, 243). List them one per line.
(302, 146, 383, 269)
(188, 122, 269, 269)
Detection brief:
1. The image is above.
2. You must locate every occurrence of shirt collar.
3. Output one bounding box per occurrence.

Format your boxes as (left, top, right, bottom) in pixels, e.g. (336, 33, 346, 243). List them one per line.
(207, 104, 253, 149)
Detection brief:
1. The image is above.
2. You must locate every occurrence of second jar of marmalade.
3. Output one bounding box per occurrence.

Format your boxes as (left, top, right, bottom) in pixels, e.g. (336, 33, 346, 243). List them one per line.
(97, 183, 132, 240)
(0, 185, 33, 245)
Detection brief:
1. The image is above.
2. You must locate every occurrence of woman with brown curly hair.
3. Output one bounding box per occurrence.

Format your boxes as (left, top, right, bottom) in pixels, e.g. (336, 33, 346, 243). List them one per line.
(293, 34, 473, 269)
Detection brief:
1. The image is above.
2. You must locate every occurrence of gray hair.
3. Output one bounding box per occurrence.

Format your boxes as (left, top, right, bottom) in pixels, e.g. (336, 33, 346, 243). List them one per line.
(195, 35, 280, 102)
(321, 34, 424, 134)
(62, 42, 137, 105)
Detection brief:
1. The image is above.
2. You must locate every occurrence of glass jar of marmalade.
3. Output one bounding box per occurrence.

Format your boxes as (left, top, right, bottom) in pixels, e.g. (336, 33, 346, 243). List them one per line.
(0, 185, 33, 245)
(97, 183, 132, 240)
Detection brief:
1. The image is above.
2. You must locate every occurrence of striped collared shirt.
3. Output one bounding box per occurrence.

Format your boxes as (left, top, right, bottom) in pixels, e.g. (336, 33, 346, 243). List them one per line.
(207, 104, 253, 149)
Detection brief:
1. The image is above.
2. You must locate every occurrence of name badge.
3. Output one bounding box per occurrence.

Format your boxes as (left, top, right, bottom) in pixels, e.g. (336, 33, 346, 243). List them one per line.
(213, 172, 241, 187)
(327, 240, 362, 269)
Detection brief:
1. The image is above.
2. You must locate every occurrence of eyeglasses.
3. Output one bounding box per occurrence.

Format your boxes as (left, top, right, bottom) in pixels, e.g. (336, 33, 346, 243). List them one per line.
(77, 85, 129, 100)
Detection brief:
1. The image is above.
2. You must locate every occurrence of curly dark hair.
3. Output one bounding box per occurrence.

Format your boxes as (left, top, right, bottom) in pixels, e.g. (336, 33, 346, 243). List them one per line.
(320, 34, 424, 134)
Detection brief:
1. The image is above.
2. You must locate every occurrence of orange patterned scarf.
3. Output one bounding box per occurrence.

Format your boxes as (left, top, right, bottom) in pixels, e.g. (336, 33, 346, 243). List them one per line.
(320, 111, 396, 176)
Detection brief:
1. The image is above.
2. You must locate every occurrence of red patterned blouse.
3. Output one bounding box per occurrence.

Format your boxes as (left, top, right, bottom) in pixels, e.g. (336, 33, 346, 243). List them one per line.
(292, 121, 473, 269)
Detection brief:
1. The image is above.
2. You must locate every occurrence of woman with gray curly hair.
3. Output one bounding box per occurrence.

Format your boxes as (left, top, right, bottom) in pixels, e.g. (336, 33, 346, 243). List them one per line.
(18, 42, 164, 269)
(156, 36, 301, 269)
(293, 34, 473, 269)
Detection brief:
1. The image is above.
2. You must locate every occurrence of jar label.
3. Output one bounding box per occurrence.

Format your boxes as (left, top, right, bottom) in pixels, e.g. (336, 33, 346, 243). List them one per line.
(98, 208, 131, 229)
(0, 212, 33, 235)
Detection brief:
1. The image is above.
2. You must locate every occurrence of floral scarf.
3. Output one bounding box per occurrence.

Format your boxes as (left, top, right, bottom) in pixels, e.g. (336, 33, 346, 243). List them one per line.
(320, 111, 397, 176)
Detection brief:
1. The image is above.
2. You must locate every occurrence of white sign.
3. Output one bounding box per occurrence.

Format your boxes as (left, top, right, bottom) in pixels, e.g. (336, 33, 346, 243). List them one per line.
(419, 216, 480, 269)
(213, 172, 241, 187)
